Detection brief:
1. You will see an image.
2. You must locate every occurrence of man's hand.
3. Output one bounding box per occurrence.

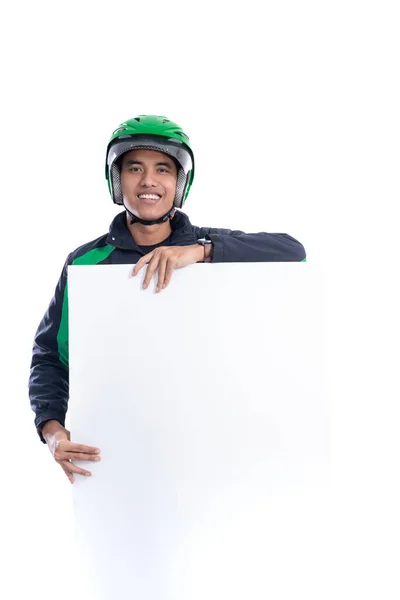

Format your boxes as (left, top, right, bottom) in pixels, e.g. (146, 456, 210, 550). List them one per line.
(132, 244, 207, 292)
(41, 420, 101, 484)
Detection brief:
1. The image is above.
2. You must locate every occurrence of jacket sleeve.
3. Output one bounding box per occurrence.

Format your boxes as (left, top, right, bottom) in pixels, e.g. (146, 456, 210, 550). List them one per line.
(193, 225, 306, 262)
(29, 255, 71, 443)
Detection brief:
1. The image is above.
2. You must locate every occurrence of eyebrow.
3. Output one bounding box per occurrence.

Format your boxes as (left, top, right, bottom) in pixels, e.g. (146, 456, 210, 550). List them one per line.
(124, 160, 174, 169)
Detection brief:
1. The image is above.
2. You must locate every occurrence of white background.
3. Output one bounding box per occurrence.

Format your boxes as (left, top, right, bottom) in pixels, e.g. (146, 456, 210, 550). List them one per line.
(0, 1, 399, 598)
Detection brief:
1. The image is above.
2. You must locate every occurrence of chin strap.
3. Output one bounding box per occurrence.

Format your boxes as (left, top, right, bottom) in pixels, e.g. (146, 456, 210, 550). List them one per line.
(124, 204, 176, 226)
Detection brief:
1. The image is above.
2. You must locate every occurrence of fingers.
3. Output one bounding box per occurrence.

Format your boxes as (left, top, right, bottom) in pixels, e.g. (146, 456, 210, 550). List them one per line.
(64, 452, 101, 462)
(53, 440, 101, 484)
(62, 465, 75, 484)
(60, 459, 92, 483)
(156, 255, 168, 293)
(54, 442, 100, 462)
(163, 262, 175, 290)
(142, 254, 160, 289)
(132, 247, 183, 292)
(132, 251, 155, 277)
(69, 444, 101, 455)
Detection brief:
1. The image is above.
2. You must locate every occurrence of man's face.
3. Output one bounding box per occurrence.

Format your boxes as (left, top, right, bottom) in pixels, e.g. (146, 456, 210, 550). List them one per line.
(120, 148, 178, 221)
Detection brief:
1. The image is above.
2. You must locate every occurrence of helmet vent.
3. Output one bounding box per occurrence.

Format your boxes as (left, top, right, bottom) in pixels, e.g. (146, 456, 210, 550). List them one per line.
(162, 118, 170, 123)
(134, 117, 141, 122)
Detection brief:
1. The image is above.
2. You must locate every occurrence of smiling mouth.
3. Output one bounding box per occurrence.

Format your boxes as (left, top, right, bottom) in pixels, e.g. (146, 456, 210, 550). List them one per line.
(137, 194, 162, 204)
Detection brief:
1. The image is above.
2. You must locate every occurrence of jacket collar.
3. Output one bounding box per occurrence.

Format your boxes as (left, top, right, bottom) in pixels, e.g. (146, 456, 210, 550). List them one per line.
(106, 209, 198, 250)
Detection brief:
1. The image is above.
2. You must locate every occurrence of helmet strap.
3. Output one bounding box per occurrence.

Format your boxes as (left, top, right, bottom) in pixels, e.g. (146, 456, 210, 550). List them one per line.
(124, 203, 176, 227)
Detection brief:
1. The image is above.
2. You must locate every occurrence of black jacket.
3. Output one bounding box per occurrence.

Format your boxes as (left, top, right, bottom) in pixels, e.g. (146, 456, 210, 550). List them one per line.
(29, 210, 306, 443)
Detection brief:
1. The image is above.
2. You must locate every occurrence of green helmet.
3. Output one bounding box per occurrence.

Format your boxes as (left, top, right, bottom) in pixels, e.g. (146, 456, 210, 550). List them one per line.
(105, 115, 195, 208)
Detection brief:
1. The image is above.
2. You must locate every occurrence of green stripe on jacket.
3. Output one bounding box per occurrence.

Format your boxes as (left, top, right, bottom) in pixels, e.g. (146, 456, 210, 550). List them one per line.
(57, 245, 116, 367)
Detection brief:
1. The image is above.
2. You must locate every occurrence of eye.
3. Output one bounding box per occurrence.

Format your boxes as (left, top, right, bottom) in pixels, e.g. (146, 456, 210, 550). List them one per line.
(129, 166, 141, 172)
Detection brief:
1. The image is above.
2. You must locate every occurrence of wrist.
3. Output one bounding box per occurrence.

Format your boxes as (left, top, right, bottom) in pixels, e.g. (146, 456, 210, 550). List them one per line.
(41, 420, 64, 437)
(203, 243, 212, 262)
(196, 239, 213, 262)
(196, 243, 206, 262)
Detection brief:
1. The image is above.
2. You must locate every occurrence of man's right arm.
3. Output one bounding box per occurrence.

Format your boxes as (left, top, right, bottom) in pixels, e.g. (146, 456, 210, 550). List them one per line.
(29, 255, 71, 444)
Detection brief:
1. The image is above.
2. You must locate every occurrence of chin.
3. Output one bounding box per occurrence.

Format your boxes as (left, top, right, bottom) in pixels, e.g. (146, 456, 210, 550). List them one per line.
(140, 207, 168, 219)
(128, 200, 172, 220)
(129, 210, 166, 225)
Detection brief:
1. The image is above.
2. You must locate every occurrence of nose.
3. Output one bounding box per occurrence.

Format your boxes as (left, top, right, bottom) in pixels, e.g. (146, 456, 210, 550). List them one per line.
(139, 169, 157, 188)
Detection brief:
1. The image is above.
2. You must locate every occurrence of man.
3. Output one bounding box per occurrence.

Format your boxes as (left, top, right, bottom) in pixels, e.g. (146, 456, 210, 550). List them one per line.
(29, 114, 306, 484)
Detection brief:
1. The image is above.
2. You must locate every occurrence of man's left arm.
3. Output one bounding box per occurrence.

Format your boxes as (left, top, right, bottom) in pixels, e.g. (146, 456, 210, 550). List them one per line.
(133, 225, 306, 292)
(194, 226, 307, 262)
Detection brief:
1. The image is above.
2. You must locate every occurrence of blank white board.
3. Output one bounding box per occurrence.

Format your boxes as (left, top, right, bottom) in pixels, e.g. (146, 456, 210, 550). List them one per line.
(68, 263, 329, 600)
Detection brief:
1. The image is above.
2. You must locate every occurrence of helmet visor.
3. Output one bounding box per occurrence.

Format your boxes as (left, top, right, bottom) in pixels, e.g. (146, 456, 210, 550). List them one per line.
(107, 135, 193, 174)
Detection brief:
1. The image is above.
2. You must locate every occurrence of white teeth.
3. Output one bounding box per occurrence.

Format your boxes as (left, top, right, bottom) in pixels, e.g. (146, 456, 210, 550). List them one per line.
(138, 194, 161, 199)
